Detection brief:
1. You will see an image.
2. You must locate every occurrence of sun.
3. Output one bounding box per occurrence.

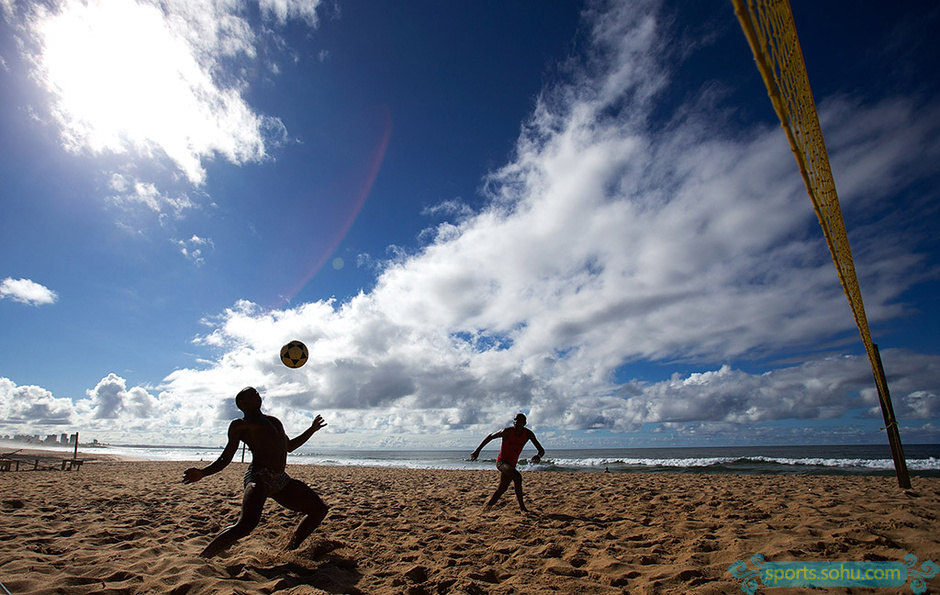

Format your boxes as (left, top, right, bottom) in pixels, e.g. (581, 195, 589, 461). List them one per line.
(33, 0, 261, 185)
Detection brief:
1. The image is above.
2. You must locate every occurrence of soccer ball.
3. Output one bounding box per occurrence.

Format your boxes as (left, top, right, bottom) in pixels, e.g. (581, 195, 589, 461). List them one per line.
(280, 340, 308, 368)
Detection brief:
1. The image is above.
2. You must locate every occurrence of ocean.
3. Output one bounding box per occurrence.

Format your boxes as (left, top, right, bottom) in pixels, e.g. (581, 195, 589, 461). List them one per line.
(87, 443, 940, 478)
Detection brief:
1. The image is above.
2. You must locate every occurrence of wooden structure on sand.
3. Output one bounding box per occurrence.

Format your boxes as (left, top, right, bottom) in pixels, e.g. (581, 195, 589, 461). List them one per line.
(0, 432, 85, 473)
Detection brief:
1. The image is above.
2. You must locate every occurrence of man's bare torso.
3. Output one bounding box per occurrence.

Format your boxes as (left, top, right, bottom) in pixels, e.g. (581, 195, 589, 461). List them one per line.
(235, 413, 290, 471)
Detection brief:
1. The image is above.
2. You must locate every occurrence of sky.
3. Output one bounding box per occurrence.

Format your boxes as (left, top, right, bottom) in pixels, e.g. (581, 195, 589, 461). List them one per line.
(1, 0, 938, 450)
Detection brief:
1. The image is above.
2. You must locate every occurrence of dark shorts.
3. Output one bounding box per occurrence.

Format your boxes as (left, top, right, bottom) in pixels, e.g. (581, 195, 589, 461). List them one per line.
(244, 465, 292, 495)
(496, 461, 520, 475)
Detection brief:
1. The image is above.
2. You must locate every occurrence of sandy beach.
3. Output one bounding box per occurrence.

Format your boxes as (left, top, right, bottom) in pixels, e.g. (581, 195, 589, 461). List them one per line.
(1, 461, 939, 594)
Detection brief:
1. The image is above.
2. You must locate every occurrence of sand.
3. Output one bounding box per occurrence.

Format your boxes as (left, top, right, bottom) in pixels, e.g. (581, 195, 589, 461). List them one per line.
(1, 461, 939, 594)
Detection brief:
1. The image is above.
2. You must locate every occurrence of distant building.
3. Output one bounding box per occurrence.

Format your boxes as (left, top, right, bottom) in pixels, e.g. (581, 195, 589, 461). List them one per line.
(61, 433, 69, 444)
(45, 434, 58, 444)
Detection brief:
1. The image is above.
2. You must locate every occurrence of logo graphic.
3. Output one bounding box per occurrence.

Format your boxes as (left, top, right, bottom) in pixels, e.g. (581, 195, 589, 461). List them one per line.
(729, 553, 938, 594)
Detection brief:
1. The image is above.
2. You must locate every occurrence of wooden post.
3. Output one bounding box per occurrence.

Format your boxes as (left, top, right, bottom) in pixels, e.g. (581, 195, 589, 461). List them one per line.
(872, 345, 911, 489)
(73, 432, 79, 461)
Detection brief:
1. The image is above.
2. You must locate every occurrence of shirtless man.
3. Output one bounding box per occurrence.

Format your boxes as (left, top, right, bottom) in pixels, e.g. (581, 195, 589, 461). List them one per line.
(183, 387, 328, 557)
(470, 413, 545, 512)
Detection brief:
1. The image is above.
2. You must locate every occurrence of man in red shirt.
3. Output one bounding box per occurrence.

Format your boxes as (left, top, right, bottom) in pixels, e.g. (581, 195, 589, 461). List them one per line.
(470, 413, 546, 512)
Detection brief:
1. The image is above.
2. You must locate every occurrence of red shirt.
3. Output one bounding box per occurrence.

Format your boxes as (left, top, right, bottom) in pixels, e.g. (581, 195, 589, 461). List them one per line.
(497, 427, 531, 466)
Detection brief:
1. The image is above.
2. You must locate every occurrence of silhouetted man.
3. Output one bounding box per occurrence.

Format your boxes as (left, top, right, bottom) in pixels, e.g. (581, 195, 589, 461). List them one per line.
(470, 413, 545, 512)
(183, 387, 328, 557)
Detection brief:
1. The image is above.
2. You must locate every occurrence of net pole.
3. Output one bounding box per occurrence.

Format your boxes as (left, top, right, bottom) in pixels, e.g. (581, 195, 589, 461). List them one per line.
(731, 0, 911, 488)
(872, 344, 911, 488)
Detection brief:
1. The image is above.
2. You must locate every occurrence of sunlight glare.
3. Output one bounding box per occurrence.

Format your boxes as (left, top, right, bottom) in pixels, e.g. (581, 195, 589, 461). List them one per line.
(36, 0, 261, 184)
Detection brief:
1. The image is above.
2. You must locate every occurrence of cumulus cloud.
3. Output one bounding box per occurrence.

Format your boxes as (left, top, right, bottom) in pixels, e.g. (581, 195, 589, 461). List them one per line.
(2, 2, 937, 447)
(8, 0, 313, 218)
(0, 277, 58, 306)
(565, 351, 940, 432)
(2, 348, 938, 446)
(82, 373, 159, 420)
(0, 374, 167, 439)
(151, 289, 940, 445)
(0, 378, 73, 426)
(146, 0, 940, 444)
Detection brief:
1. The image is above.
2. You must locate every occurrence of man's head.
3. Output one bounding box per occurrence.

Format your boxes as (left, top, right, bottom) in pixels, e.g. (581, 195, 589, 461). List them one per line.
(235, 387, 262, 413)
(513, 413, 527, 428)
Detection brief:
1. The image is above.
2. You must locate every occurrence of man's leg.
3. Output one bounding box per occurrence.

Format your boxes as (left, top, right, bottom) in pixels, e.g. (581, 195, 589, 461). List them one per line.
(200, 482, 266, 558)
(273, 479, 329, 551)
(510, 469, 527, 512)
(484, 463, 514, 510)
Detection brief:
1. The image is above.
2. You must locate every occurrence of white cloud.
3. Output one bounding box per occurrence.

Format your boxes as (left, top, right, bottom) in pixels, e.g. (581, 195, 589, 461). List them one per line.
(176, 234, 215, 266)
(2, 347, 938, 445)
(108, 174, 195, 221)
(0, 277, 58, 306)
(141, 1, 940, 444)
(823, 96, 940, 209)
(0, 378, 73, 426)
(259, 0, 321, 26)
(28, 0, 262, 184)
(2, 2, 937, 447)
(81, 373, 159, 420)
(10, 0, 314, 216)
(0, 374, 167, 438)
(565, 351, 940, 432)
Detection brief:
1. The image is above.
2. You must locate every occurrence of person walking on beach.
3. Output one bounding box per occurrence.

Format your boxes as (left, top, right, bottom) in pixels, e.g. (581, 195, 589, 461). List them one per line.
(182, 387, 329, 558)
(470, 413, 545, 512)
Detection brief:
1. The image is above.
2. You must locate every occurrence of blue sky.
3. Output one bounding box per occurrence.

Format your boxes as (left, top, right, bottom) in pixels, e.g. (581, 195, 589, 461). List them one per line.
(1, 0, 938, 449)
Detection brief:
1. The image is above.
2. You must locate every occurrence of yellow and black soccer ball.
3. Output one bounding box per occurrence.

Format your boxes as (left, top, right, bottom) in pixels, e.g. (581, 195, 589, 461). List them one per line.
(280, 340, 308, 368)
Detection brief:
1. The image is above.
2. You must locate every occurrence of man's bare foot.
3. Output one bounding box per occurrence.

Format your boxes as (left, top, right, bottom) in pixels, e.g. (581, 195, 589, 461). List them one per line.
(199, 543, 229, 558)
(286, 537, 305, 551)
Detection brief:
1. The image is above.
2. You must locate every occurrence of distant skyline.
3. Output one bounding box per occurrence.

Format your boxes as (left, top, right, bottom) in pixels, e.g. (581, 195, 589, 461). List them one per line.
(1, 1, 938, 449)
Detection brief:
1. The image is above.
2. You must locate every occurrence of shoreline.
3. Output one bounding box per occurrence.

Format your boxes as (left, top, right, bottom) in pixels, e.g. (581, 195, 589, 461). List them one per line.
(2, 461, 939, 594)
(7, 442, 938, 477)
(0, 446, 141, 462)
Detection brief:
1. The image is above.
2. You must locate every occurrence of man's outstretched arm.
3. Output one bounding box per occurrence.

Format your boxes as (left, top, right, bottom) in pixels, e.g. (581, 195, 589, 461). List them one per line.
(470, 429, 505, 461)
(287, 415, 326, 452)
(528, 431, 546, 463)
(183, 421, 241, 483)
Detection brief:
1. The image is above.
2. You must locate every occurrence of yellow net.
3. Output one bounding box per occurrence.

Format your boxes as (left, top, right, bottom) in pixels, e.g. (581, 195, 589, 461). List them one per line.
(731, 0, 910, 487)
